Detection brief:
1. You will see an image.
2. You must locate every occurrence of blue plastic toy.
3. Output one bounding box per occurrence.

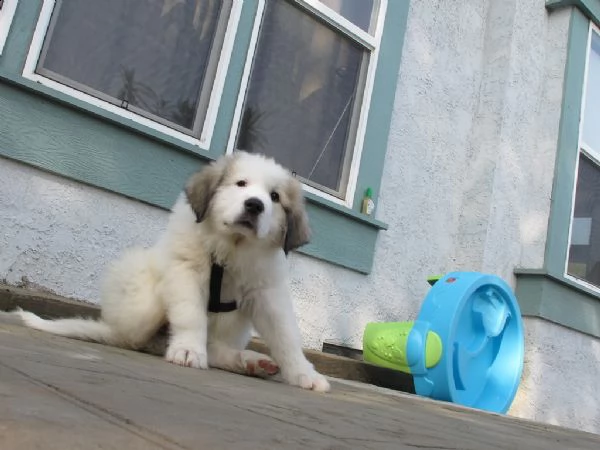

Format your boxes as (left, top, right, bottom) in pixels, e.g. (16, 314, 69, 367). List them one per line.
(363, 272, 524, 414)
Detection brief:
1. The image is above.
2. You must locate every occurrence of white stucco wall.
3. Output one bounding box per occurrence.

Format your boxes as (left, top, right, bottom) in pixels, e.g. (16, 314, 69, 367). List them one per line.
(0, 158, 167, 301)
(1, 0, 598, 435)
(510, 317, 600, 434)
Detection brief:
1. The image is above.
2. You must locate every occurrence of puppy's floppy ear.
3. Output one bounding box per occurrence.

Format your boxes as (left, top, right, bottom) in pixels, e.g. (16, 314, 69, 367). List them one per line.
(284, 177, 311, 254)
(185, 156, 231, 222)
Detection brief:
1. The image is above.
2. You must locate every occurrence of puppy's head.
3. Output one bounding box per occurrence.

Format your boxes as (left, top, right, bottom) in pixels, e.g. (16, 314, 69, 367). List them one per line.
(185, 151, 311, 253)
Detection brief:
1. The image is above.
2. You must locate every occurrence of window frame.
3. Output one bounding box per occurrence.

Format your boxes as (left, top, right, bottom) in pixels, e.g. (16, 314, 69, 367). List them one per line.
(21, 0, 244, 150)
(0, 0, 18, 55)
(226, 0, 388, 208)
(564, 22, 600, 293)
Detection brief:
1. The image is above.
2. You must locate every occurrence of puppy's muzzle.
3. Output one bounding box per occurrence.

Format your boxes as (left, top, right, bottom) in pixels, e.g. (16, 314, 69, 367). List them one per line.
(235, 197, 264, 230)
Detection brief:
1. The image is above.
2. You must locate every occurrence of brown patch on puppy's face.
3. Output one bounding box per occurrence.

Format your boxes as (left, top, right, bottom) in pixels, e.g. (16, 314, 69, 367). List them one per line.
(185, 155, 234, 223)
(281, 176, 311, 254)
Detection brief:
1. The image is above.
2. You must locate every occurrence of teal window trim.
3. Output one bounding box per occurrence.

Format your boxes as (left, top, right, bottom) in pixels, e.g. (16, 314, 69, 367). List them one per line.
(547, 0, 600, 28)
(0, 0, 407, 273)
(514, 2, 600, 337)
(543, 6, 590, 279)
(515, 269, 600, 338)
(0, 0, 19, 55)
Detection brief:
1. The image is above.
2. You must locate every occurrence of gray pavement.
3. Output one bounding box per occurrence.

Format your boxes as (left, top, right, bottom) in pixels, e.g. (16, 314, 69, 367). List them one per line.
(0, 314, 598, 450)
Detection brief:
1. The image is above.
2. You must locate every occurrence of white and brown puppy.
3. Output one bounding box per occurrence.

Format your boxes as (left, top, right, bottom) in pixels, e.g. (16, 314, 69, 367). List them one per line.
(15, 151, 330, 392)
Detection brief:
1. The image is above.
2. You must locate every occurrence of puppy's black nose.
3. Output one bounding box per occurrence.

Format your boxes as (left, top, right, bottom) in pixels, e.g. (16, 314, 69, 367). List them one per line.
(244, 197, 264, 215)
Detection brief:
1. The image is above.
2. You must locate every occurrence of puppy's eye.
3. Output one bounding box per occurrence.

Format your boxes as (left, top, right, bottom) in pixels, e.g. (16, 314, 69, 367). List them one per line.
(270, 191, 280, 203)
(236, 180, 247, 187)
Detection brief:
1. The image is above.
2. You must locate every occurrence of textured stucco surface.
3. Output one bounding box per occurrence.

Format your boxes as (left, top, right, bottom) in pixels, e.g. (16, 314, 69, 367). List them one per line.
(0, 159, 167, 301)
(510, 317, 600, 434)
(0, 0, 595, 434)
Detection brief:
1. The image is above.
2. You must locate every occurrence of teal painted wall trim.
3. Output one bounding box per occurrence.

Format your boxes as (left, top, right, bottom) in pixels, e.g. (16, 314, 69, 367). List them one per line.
(515, 269, 600, 338)
(0, 0, 406, 273)
(205, 0, 263, 158)
(304, 192, 387, 230)
(0, 81, 203, 209)
(0, 0, 40, 73)
(352, 1, 410, 211)
(543, 8, 589, 277)
(0, 71, 215, 161)
(547, 0, 600, 28)
(298, 204, 381, 273)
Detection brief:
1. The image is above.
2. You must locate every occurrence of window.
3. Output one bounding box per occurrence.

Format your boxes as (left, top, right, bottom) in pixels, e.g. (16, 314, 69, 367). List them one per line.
(2, 0, 406, 273)
(22, 0, 389, 206)
(231, 0, 386, 204)
(24, 0, 237, 144)
(0, 0, 18, 55)
(567, 27, 600, 288)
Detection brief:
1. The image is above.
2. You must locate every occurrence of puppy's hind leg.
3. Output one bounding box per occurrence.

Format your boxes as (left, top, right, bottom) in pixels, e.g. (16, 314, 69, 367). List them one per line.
(99, 247, 166, 349)
(208, 342, 279, 378)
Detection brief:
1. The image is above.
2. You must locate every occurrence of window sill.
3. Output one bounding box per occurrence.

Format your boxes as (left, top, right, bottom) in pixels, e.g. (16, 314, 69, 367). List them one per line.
(298, 192, 388, 274)
(514, 268, 600, 338)
(0, 70, 216, 160)
(304, 191, 388, 231)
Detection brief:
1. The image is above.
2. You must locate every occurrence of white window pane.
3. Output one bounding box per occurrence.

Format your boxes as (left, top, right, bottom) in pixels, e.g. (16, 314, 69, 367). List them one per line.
(237, 0, 367, 196)
(37, 0, 230, 135)
(319, 0, 376, 33)
(582, 31, 600, 152)
(568, 154, 600, 286)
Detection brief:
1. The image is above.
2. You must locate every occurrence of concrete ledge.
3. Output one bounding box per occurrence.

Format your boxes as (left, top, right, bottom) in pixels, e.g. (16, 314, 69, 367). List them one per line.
(0, 283, 415, 392)
(0, 284, 101, 319)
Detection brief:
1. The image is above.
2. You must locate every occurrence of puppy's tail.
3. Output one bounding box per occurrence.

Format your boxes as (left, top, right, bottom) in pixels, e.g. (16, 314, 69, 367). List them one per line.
(13, 308, 118, 345)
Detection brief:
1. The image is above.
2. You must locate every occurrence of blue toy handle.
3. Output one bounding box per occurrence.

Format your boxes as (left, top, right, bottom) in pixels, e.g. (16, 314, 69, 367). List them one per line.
(406, 320, 430, 375)
(406, 320, 435, 396)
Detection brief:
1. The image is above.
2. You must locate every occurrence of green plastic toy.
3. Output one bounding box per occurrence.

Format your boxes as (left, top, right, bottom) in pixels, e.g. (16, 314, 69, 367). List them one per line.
(363, 321, 443, 374)
(363, 274, 444, 374)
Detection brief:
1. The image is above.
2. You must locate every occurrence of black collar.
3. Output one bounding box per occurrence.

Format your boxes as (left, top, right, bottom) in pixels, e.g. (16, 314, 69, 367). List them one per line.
(197, 213, 237, 313)
(208, 262, 238, 313)
(198, 213, 289, 314)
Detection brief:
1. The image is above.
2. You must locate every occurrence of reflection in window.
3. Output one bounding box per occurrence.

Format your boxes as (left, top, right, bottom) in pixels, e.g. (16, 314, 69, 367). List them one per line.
(236, 0, 367, 197)
(36, 0, 231, 135)
(582, 31, 600, 151)
(319, 0, 376, 33)
(568, 155, 600, 285)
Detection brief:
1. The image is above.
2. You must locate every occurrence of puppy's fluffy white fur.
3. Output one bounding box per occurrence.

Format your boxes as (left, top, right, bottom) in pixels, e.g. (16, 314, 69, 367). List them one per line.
(16, 151, 330, 392)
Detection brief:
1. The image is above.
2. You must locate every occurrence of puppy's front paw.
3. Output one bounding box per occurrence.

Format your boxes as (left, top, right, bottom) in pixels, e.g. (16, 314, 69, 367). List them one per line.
(165, 345, 208, 369)
(284, 369, 330, 392)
